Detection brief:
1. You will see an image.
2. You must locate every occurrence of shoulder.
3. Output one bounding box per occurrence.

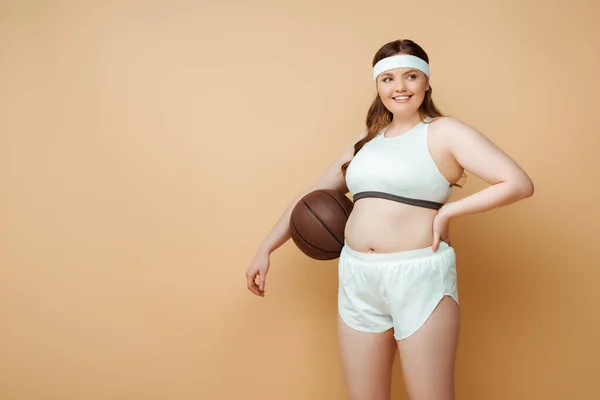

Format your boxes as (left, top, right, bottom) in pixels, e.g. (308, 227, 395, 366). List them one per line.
(353, 126, 375, 146)
(427, 116, 483, 144)
(428, 116, 509, 170)
(356, 127, 369, 142)
(428, 116, 467, 131)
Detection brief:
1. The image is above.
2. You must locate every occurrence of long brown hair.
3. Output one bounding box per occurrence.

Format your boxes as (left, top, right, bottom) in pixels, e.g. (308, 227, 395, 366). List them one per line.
(341, 39, 463, 187)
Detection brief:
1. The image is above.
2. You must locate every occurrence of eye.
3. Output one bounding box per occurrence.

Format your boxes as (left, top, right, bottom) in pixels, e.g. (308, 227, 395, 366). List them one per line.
(408, 74, 417, 80)
(382, 77, 392, 82)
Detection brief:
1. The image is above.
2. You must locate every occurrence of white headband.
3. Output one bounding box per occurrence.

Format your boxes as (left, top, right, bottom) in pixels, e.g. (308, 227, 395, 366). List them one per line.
(372, 54, 430, 81)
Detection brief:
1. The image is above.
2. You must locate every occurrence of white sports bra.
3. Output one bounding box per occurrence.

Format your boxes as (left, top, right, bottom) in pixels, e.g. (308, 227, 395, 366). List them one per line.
(345, 118, 452, 210)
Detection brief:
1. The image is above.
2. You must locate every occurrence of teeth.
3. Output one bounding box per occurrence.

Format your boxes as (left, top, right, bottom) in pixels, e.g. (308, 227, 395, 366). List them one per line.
(394, 96, 410, 100)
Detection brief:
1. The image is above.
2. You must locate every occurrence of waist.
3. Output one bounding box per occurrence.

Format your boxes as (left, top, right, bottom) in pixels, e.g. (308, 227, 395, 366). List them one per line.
(342, 240, 452, 262)
(343, 198, 440, 252)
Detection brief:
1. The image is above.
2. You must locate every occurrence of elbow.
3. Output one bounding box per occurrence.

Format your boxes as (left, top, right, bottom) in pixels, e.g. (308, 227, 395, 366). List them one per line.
(515, 177, 534, 199)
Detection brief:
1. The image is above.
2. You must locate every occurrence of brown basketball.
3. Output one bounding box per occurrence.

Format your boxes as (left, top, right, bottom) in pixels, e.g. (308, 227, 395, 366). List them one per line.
(290, 189, 354, 260)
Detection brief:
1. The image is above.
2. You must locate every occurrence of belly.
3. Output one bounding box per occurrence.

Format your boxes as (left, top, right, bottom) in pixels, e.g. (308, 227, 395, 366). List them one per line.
(344, 197, 438, 253)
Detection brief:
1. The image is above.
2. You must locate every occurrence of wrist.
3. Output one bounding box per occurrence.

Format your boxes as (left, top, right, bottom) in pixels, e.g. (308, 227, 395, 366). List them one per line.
(257, 244, 272, 258)
(438, 203, 455, 221)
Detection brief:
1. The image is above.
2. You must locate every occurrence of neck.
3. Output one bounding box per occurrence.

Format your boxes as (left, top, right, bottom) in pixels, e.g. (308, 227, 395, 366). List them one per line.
(388, 113, 423, 130)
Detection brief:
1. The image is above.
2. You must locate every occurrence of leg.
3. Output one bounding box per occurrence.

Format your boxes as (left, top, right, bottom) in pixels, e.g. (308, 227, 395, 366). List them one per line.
(396, 296, 460, 400)
(338, 314, 397, 400)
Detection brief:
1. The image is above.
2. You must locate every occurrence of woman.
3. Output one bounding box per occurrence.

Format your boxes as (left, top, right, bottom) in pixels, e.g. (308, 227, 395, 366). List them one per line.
(245, 39, 534, 400)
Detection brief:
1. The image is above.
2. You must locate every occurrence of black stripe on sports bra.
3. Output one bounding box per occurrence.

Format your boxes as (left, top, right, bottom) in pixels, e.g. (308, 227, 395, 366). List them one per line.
(352, 191, 444, 210)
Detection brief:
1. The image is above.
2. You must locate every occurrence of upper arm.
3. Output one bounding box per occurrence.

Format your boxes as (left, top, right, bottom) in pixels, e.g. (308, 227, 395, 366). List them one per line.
(305, 129, 367, 195)
(441, 117, 534, 195)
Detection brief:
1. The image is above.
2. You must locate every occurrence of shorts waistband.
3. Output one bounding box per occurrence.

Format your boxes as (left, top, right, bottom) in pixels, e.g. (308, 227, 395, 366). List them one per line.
(341, 240, 452, 263)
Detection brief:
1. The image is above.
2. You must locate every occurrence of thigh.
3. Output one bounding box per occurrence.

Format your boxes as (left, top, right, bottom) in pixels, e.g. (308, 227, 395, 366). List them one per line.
(337, 314, 397, 400)
(396, 296, 460, 400)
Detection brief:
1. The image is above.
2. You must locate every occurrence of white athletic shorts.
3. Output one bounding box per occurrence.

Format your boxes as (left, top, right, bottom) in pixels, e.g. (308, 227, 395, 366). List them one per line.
(338, 241, 459, 341)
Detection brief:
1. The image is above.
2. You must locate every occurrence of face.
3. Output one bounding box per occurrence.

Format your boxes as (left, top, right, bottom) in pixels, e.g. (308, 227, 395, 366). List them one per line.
(376, 63, 429, 116)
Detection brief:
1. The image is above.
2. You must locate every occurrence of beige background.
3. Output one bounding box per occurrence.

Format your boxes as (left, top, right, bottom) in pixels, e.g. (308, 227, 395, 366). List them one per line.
(1, 0, 598, 399)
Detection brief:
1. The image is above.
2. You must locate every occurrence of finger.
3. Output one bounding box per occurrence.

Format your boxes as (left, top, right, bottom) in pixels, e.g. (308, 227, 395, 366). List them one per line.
(246, 271, 255, 290)
(246, 272, 262, 296)
(251, 282, 264, 296)
(258, 271, 267, 292)
(432, 236, 439, 252)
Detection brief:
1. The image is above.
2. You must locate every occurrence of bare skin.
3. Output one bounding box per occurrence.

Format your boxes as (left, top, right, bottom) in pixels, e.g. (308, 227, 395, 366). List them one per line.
(246, 53, 534, 399)
(338, 296, 459, 400)
(336, 115, 464, 400)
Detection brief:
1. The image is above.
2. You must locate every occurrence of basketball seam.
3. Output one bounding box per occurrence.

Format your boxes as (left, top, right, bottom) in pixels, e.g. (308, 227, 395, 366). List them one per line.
(302, 199, 343, 247)
(321, 191, 350, 218)
(290, 217, 339, 254)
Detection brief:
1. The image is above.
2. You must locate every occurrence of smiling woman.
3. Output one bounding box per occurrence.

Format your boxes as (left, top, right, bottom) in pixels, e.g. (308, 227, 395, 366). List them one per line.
(340, 41, 454, 186)
(246, 38, 534, 400)
(380, 68, 427, 105)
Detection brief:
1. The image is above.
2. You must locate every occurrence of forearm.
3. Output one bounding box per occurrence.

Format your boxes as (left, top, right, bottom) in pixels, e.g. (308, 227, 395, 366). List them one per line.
(256, 191, 309, 257)
(441, 180, 534, 220)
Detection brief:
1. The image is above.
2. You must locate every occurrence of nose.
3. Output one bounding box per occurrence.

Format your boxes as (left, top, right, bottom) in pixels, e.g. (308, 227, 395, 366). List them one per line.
(394, 80, 407, 92)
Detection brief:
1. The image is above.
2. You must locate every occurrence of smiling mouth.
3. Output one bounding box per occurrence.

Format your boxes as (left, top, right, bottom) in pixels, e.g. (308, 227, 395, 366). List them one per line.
(393, 95, 412, 102)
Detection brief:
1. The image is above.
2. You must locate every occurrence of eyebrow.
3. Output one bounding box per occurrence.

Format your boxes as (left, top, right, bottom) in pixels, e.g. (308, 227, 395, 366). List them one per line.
(380, 69, 419, 78)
